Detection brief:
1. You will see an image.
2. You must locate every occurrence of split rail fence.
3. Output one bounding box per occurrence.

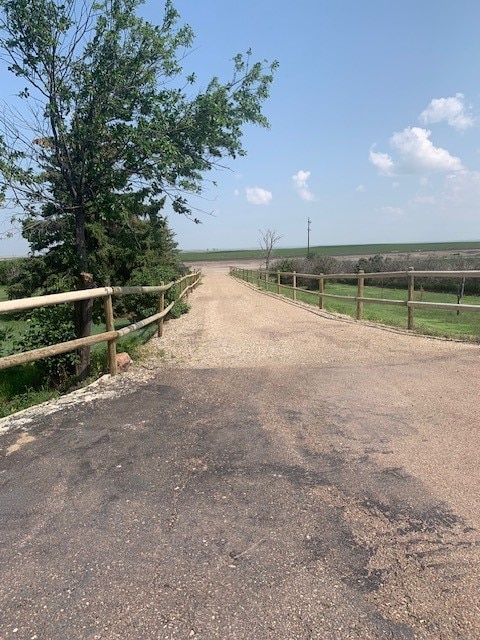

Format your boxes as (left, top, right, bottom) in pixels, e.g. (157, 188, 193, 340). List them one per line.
(0, 271, 201, 376)
(231, 267, 480, 330)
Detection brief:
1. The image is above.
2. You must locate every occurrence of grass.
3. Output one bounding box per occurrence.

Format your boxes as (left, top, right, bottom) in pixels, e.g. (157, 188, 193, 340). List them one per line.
(240, 274, 480, 341)
(0, 285, 30, 351)
(0, 365, 60, 418)
(180, 241, 480, 262)
(0, 291, 160, 418)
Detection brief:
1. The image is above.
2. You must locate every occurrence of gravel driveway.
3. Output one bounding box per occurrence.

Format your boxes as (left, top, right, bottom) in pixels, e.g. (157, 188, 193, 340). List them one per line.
(1, 264, 479, 639)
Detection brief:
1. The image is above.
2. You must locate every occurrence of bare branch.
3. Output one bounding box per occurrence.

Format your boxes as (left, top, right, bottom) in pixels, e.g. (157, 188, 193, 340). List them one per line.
(259, 228, 283, 271)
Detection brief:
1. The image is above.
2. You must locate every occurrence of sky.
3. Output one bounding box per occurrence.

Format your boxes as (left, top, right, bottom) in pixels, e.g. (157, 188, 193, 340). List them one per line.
(1, 0, 480, 255)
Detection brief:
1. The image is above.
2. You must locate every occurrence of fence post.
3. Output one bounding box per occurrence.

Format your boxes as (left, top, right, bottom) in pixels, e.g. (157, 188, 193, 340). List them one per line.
(357, 269, 365, 320)
(277, 270, 281, 294)
(157, 281, 165, 338)
(257, 270, 261, 287)
(407, 267, 415, 329)
(318, 273, 324, 309)
(103, 294, 117, 376)
(265, 269, 268, 289)
(293, 271, 297, 301)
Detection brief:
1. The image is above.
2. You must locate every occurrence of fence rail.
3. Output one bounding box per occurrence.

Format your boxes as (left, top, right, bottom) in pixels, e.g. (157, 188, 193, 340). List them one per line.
(230, 267, 480, 330)
(0, 271, 201, 375)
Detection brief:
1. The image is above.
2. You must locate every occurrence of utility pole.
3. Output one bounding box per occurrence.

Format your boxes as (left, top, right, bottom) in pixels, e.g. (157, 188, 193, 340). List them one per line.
(307, 217, 311, 257)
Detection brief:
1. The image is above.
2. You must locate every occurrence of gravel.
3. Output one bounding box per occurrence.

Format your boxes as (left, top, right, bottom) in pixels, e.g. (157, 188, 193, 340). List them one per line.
(2, 262, 479, 639)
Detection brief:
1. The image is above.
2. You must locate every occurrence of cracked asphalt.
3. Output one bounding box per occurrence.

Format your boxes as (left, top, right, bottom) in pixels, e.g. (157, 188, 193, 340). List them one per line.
(1, 264, 479, 639)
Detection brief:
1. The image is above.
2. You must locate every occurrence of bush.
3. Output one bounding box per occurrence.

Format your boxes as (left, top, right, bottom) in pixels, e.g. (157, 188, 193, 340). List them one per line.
(0, 258, 27, 286)
(274, 252, 480, 295)
(270, 258, 302, 286)
(125, 264, 189, 320)
(17, 305, 77, 388)
(5, 256, 47, 298)
(0, 325, 14, 357)
(271, 258, 298, 273)
(271, 255, 352, 290)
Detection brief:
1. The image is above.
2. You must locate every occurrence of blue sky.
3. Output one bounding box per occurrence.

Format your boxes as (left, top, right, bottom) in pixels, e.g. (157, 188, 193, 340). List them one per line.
(1, 0, 480, 254)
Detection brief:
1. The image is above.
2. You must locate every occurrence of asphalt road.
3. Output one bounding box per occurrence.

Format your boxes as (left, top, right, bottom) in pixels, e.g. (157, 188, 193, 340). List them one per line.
(1, 266, 479, 639)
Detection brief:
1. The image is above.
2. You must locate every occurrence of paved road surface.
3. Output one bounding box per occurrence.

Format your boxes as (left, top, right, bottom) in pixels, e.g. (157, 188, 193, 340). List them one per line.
(1, 265, 479, 639)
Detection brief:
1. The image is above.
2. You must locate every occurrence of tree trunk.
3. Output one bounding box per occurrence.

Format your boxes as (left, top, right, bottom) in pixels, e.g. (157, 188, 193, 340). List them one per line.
(74, 208, 93, 380)
(74, 277, 94, 380)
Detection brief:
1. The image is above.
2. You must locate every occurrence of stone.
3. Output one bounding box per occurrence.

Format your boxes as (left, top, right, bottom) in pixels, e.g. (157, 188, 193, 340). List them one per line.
(116, 352, 133, 372)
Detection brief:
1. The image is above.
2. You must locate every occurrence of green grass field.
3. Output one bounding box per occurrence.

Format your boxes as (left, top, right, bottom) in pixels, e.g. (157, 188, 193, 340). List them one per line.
(181, 241, 480, 262)
(236, 274, 480, 341)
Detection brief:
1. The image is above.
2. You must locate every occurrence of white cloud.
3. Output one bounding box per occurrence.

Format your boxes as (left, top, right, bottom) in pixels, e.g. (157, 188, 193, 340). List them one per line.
(370, 127, 463, 176)
(410, 195, 436, 205)
(419, 177, 431, 187)
(292, 170, 316, 201)
(355, 184, 365, 192)
(246, 186, 272, 206)
(443, 169, 480, 203)
(391, 127, 463, 173)
(420, 93, 474, 131)
(380, 206, 404, 216)
(392, 182, 400, 189)
(369, 148, 394, 176)
(233, 189, 240, 197)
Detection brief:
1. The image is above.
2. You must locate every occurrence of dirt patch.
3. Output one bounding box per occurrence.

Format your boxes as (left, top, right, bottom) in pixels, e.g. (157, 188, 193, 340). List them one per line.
(5, 432, 36, 455)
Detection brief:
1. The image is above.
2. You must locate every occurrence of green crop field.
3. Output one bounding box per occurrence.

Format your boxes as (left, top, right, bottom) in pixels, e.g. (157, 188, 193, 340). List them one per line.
(181, 241, 480, 262)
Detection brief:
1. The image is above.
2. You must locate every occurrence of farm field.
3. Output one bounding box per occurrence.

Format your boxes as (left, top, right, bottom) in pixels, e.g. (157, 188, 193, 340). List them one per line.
(181, 240, 480, 262)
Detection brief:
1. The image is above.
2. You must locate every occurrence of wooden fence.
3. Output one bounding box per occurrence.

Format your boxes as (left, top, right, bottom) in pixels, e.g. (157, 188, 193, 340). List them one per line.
(0, 271, 201, 375)
(231, 267, 480, 330)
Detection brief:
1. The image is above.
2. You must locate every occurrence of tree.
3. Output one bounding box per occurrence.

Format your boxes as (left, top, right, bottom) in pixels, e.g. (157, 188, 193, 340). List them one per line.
(259, 228, 283, 272)
(0, 0, 278, 378)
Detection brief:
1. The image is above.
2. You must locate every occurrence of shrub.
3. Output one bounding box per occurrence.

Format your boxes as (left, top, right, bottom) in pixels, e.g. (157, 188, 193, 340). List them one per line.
(0, 325, 14, 357)
(0, 258, 27, 286)
(271, 258, 298, 273)
(17, 305, 77, 388)
(125, 264, 189, 320)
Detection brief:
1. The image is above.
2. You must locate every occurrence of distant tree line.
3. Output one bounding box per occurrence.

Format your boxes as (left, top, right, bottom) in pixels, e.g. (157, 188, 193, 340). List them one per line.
(271, 253, 480, 296)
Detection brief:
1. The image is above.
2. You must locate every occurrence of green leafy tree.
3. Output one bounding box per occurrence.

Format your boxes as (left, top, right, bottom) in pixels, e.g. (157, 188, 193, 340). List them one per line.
(0, 0, 278, 378)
